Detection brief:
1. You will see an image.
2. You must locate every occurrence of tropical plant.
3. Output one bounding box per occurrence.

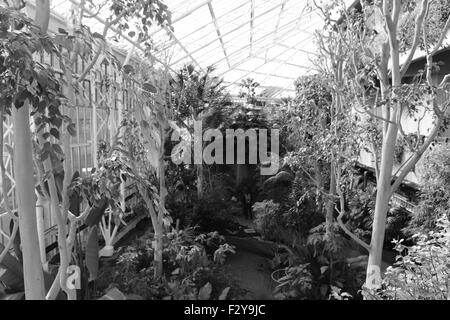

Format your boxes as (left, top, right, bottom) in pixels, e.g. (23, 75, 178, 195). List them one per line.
(0, 3, 71, 299)
(253, 200, 281, 240)
(1, 0, 172, 300)
(103, 227, 235, 300)
(314, 0, 450, 288)
(273, 263, 313, 300)
(364, 215, 450, 300)
(239, 78, 260, 104)
(286, 72, 362, 242)
(171, 64, 230, 199)
(407, 143, 450, 234)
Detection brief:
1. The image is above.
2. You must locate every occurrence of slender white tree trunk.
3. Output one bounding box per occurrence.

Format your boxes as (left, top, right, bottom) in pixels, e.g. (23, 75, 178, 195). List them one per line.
(197, 164, 203, 199)
(366, 1, 401, 287)
(12, 103, 45, 299)
(154, 126, 167, 279)
(10, 0, 51, 300)
(325, 163, 336, 240)
(365, 124, 397, 288)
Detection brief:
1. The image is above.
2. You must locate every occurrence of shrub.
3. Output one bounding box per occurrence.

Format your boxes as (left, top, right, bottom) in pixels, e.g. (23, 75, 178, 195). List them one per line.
(253, 200, 280, 239)
(344, 183, 376, 243)
(408, 143, 450, 234)
(269, 222, 366, 300)
(385, 205, 411, 247)
(365, 215, 450, 300)
(346, 183, 410, 249)
(105, 227, 236, 300)
(253, 189, 323, 247)
(273, 264, 313, 299)
(190, 193, 239, 233)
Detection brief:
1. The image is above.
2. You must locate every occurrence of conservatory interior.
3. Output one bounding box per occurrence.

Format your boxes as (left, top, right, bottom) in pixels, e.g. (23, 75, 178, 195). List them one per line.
(1, 0, 450, 301)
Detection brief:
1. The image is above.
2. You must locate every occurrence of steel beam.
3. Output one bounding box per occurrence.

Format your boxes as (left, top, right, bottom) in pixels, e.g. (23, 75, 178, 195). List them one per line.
(207, 2, 230, 68)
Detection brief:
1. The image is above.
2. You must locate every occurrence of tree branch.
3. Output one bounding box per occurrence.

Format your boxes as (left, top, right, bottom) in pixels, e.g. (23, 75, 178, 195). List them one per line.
(0, 221, 18, 264)
(389, 116, 442, 196)
(335, 191, 371, 252)
(77, 7, 129, 83)
(400, 0, 429, 77)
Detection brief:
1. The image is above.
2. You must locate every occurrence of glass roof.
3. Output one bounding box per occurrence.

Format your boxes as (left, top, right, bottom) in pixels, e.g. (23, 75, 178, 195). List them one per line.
(47, 0, 337, 98)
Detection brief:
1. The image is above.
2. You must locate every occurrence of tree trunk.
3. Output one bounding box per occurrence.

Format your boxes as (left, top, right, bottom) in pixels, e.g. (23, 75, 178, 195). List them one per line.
(9, 0, 51, 300)
(314, 161, 323, 190)
(197, 163, 203, 199)
(365, 2, 403, 287)
(365, 123, 397, 288)
(325, 163, 336, 240)
(153, 222, 163, 278)
(12, 103, 45, 299)
(154, 126, 168, 279)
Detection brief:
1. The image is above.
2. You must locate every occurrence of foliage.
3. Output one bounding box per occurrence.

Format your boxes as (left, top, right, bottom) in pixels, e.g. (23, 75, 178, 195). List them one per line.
(0, 7, 75, 148)
(255, 170, 329, 246)
(273, 263, 313, 300)
(270, 226, 366, 300)
(252, 200, 280, 239)
(166, 167, 242, 235)
(257, 173, 326, 246)
(364, 215, 450, 300)
(105, 227, 236, 300)
(0, 238, 63, 300)
(239, 78, 260, 104)
(339, 180, 410, 249)
(261, 173, 371, 299)
(344, 183, 376, 244)
(171, 64, 230, 120)
(328, 285, 353, 300)
(399, 0, 450, 53)
(408, 143, 450, 234)
(109, 0, 172, 38)
(70, 157, 128, 214)
(189, 190, 238, 233)
(284, 72, 363, 234)
(287, 74, 333, 161)
(385, 205, 411, 247)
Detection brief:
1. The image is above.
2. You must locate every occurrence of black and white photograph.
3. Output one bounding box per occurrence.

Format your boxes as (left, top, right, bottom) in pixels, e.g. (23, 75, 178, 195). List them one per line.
(1, 0, 450, 306)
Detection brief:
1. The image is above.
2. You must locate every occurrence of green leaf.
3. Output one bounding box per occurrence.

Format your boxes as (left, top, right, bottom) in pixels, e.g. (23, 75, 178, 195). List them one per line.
(142, 82, 157, 94)
(0, 243, 24, 292)
(85, 226, 99, 282)
(198, 282, 212, 300)
(52, 143, 63, 156)
(123, 64, 134, 75)
(92, 32, 104, 40)
(50, 128, 59, 139)
(0, 291, 24, 300)
(98, 287, 126, 300)
(218, 287, 230, 300)
(50, 117, 62, 128)
(85, 199, 108, 227)
(320, 266, 329, 274)
(67, 123, 76, 136)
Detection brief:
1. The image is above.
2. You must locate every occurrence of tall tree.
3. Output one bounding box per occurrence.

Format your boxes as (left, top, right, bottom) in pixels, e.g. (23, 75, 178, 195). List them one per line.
(9, 0, 50, 300)
(317, 0, 450, 288)
(171, 65, 229, 198)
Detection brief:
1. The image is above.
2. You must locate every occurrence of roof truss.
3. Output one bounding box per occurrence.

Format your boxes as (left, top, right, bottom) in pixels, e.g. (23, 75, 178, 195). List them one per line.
(50, 0, 321, 97)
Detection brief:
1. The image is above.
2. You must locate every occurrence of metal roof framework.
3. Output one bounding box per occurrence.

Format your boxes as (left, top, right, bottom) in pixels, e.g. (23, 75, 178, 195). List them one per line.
(48, 0, 330, 98)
